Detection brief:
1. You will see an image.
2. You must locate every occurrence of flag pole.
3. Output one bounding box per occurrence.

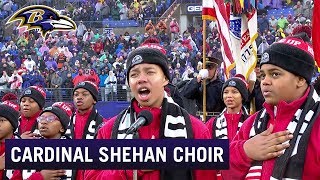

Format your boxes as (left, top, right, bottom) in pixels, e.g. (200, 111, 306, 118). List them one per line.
(202, 19, 207, 122)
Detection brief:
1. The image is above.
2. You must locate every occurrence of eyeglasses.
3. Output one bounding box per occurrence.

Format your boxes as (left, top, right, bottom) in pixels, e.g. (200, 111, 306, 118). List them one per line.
(37, 115, 59, 123)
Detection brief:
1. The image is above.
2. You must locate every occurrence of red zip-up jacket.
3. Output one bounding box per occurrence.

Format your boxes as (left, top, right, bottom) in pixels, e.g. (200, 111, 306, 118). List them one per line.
(19, 111, 42, 134)
(221, 88, 320, 179)
(206, 112, 244, 140)
(85, 101, 217, 180)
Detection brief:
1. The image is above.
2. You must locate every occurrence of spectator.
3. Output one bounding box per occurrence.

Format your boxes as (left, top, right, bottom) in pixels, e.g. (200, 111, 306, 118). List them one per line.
(269, 15, 278, 29)
(156, 19, 167, 35)
(145, 20, 155, 36)
(293, 1, 303, 17)
(265, 31, 275, 45)
(277, 14, 289, 30)
(119, 4, 128, 20)
(23, 56, 36, 72)
(303, 1, 313, 19)
(0, 70, 9, 91)
(170, 18, 180, 40)
(72, 69, 86, 87)
(9, 70, 22, 92)
(99, 70, 108, 101)
(76, 21, 87, 37)
(51, 71, 63, 101)
(87, 69, 100, 86)
(257, 37, 270, 54)
(83, 28, 94, 43)
(104, 70, 117, 101)
(258, 13, 270, 34)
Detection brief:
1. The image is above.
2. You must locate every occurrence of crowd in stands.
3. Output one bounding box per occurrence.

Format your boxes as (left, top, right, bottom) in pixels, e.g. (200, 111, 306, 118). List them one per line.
(257, 0, 314, 55)
(0, 0, 172, 27)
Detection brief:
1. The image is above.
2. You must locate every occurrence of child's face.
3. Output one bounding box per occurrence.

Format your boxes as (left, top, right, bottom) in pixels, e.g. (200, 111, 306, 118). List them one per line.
(0, 117, 13, 141)
(73, 88, 96, 111)
(20, 97, 41, 118)
(37, 112, 64, 139)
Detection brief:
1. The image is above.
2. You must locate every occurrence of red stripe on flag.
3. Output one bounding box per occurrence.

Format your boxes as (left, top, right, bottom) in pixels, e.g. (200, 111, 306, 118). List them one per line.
(202, 7, 216, 18)
(313, 0, 320, 66)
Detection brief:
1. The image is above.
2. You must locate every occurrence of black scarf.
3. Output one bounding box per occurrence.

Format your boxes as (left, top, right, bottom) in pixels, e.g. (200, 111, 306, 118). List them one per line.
(246, 87, 320, 179)
(65, 107, 103, 139)
(111, 93, 193, 180)
(212, 106, 249, 139)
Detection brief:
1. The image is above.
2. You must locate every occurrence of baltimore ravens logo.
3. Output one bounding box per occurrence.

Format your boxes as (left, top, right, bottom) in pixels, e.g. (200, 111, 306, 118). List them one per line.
(132, 55, 143, 66)
(6, 5, 76, 38)
(228, 80, 237, 87)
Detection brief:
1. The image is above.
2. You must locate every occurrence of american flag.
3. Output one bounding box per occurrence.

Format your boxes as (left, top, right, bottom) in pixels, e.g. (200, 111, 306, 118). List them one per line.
(202, 0, 235, 78)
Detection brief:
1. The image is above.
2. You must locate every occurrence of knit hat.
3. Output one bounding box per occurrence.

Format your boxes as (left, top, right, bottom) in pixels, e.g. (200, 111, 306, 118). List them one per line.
(41, 102, 73, 131)
(222, 74, 249, 102)
(73, 81, 99, 101)
(20, 86, 46, 109)
(260, 33, 314, 84)
(126, 38, 169, 82)
(0, 101, 20, 130)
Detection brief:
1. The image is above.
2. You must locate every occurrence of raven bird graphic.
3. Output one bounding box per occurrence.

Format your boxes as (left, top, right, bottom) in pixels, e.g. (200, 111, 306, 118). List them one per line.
(6, 5, 77, 37)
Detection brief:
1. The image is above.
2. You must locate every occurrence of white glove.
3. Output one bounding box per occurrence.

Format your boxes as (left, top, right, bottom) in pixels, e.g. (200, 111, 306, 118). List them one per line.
(198, 69, 209, 79)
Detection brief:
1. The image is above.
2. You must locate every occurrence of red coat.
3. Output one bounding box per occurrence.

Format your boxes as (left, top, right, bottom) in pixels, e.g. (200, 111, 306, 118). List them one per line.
(206, 112, 244, 140)
(221, 88, 320, 180)
(85, 100, 217, 180)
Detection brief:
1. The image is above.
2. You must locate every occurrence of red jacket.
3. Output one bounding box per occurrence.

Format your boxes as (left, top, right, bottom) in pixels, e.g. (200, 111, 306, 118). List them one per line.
(19, 111, 42, 134)
(221, 88, 320, 180)
(206, 112, 244, 140)
(85, 101, 217, 180)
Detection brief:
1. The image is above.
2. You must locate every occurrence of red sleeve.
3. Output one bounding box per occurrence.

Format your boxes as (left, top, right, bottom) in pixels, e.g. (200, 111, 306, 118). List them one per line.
(27, 172, 44, 180)
(205, 117, 216, 138)
(189, 115, 217, 180)
(11, 170, 44, 180)
(10, 170, 22, 180)
(220, 114, 257, 179)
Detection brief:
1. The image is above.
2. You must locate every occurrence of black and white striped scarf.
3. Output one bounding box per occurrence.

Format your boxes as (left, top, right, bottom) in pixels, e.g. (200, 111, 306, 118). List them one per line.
(212, 106, 249, 139)
(111, 92, 193, 180)
(65, 107, 104, 139)
(245, 87, 320, 179)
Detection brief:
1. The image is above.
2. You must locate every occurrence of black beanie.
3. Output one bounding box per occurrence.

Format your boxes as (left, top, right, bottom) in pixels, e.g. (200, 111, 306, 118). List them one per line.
(222, 76, 248, 102)
(41, 102, 73, 132)
(73, 81, 99, 101)
(126, 44, 170, 82)
(20, 86, 46, 109)
(260, 34, 314, 84)
(0, 101, 20, 130)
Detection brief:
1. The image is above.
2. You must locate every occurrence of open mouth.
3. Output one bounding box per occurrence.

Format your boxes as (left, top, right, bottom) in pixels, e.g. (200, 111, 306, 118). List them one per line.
(138, 87, 151, 101)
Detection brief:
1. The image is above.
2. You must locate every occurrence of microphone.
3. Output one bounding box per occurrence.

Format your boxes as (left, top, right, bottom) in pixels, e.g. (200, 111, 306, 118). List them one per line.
(126, 110, 153, 135)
